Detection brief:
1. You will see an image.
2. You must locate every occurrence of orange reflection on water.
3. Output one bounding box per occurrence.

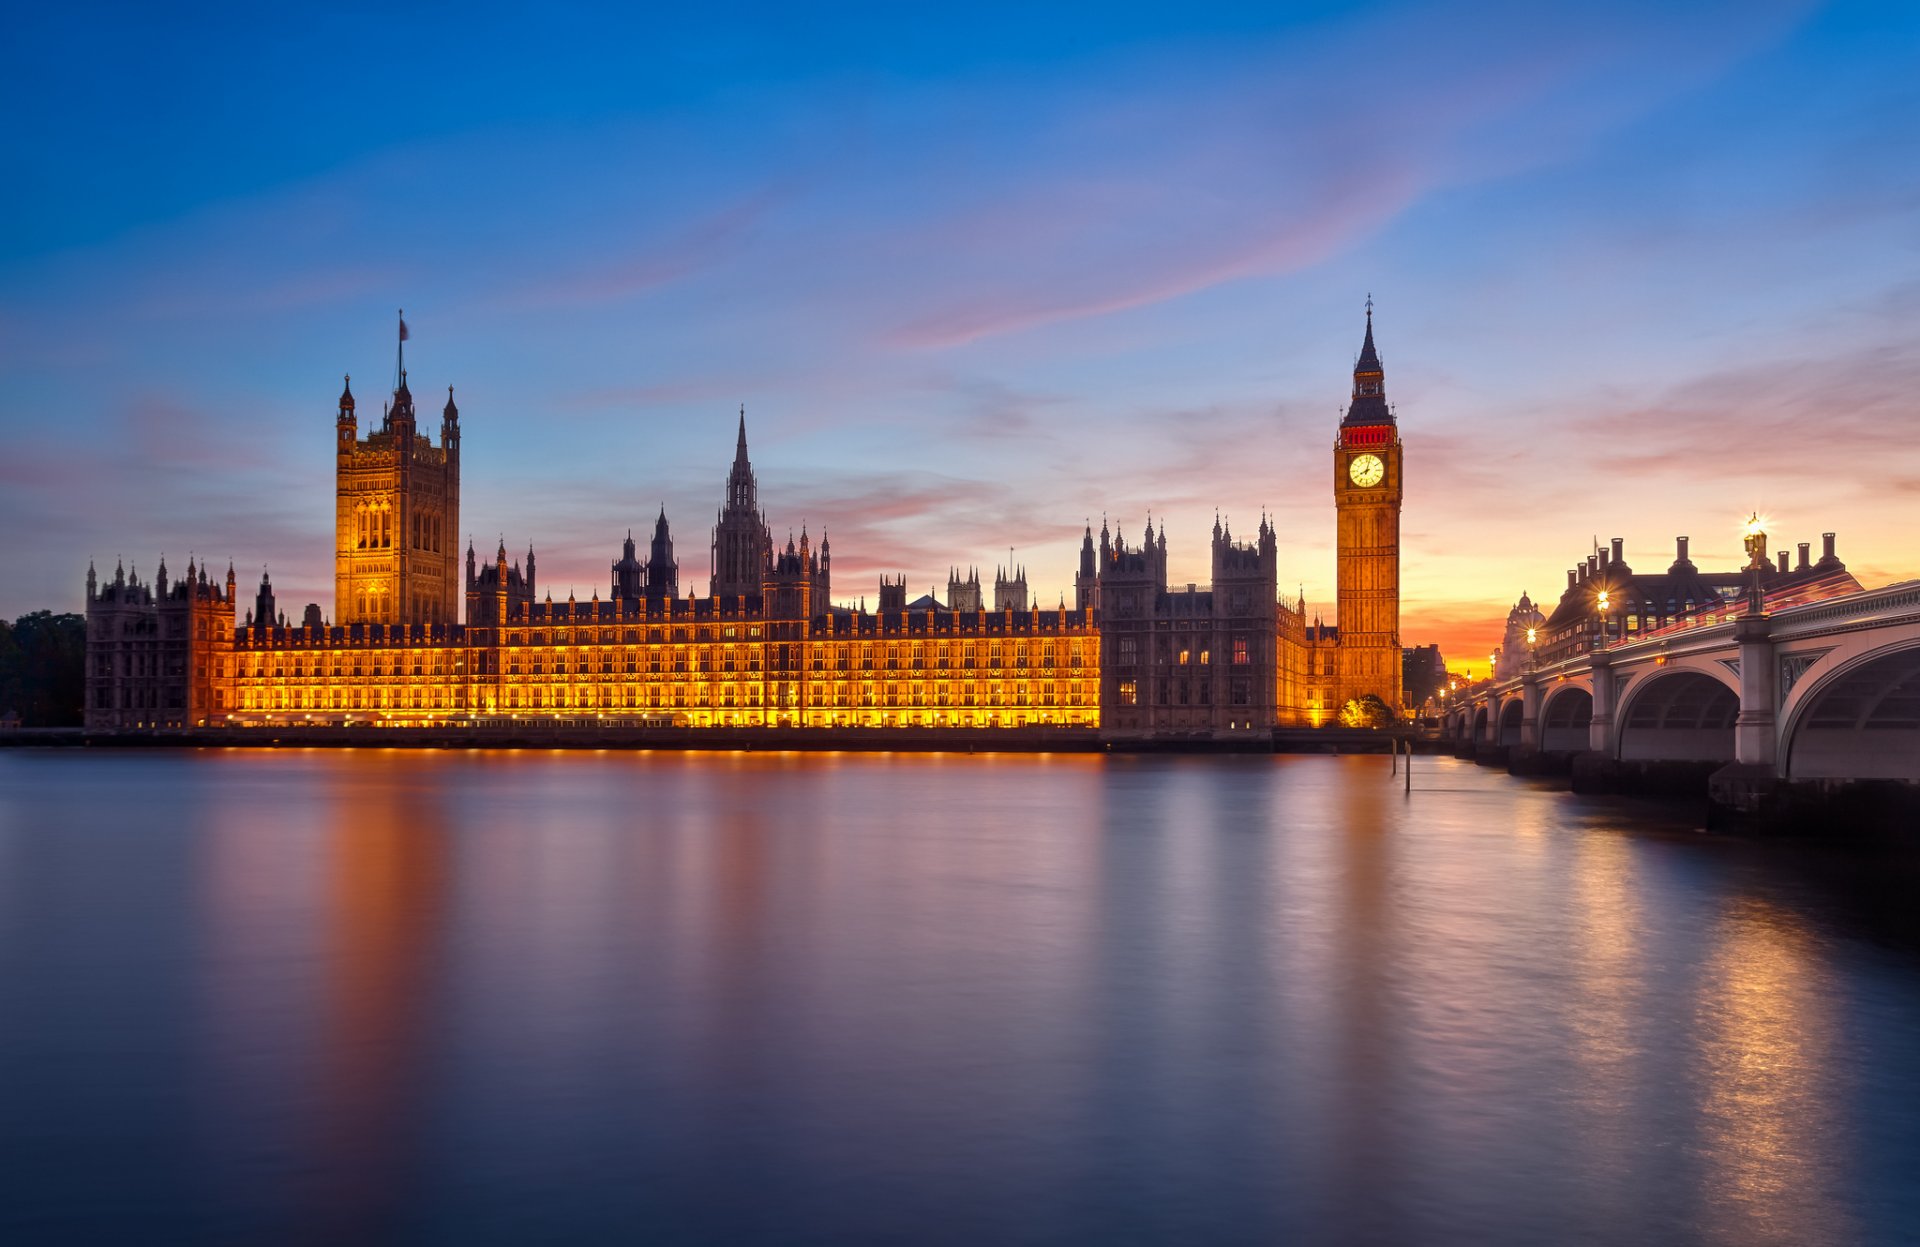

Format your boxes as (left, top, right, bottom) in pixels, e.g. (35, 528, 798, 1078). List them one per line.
(312, 753, 451, 1234)
(1694, 894, 1847, 1246)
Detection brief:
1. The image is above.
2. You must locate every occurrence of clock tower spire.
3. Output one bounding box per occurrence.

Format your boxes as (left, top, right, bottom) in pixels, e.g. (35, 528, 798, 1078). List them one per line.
(1332, 297, 1403, 717)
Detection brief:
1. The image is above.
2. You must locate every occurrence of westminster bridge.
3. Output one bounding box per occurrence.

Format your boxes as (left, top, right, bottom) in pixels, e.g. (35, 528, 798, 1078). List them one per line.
(1442, 581, 1920, 795)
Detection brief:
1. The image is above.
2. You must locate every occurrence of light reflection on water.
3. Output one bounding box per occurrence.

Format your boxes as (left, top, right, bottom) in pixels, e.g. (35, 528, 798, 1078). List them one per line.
(1, 749, 1917, 1244)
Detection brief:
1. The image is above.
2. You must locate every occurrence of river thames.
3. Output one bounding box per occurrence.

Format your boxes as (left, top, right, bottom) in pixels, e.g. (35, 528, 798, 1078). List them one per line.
(1, 749, 1917, 1244)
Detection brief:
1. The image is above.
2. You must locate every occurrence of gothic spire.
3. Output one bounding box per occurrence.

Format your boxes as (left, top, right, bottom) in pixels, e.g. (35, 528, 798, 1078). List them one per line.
(1342, 296, 1393, 427)
(1356, 295, 1381, 375)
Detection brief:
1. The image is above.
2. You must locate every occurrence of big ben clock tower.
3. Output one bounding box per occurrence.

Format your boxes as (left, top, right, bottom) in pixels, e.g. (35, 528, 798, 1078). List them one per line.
(1333, 300, 1403, 714)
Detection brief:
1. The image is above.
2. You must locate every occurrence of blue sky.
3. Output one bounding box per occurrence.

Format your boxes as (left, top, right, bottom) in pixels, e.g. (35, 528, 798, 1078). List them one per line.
(4, 0, 1916, 669)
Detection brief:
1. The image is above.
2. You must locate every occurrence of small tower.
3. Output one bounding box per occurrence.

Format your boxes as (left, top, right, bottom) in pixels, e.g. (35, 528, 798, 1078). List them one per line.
(254, 570, 277, 633)
(948, 566, 983, 613)
(993, 564, 1028, 612)
(612, 529, 645, 604)
(336, 375, 356, 452)
(646, 507, 679, 601)
(1075, 525, 1098, 611)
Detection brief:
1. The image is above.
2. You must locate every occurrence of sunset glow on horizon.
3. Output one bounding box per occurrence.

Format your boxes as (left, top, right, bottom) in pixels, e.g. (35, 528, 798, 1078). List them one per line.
(5, 1, 1917, 679)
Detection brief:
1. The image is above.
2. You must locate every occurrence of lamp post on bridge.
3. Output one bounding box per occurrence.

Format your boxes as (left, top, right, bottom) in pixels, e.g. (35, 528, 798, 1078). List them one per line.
(1518, 625, 1543, 754)
(1734, 513, 1778, 771)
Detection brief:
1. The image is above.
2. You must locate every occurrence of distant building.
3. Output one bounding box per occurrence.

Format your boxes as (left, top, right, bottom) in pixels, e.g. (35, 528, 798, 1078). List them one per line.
(1493, 594, 1545, 681)
(1403, 644, 1447, 712)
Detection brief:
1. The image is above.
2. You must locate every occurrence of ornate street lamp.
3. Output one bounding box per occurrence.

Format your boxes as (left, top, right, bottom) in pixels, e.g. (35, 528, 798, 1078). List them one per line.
(1741, 512, 1769, 615)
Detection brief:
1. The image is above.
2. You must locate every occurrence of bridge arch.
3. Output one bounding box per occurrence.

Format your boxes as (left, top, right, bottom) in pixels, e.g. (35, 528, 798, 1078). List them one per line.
(1472, 706, 1490, 745)
(1540, 686, 1592, 753)
(1783, 641, 1920, 782)
(1497, 698, 1524, 747)
(1617, 668, 1739, 763)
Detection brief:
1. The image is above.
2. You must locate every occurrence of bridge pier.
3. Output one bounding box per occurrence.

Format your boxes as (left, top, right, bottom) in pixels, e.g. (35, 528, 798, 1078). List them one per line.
(1519, 672, 1542, 752)
(1733, 613, 1777, 768)
(1586, 650, 1614, 756)
(1711, 611, 1787, 820)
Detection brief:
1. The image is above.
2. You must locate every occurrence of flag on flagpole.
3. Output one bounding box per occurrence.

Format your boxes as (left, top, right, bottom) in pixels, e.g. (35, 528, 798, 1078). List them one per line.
(398, 315, 410, 342)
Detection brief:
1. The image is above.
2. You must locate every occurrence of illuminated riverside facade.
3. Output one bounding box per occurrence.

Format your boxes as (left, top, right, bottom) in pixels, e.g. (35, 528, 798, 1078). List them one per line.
(223, 584, 1100, 729)
(86, 312, 1405, 738)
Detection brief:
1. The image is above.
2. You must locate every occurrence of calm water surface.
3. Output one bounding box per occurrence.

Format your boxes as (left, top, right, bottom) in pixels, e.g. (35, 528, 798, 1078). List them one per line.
(2, 749, 1918, 1245)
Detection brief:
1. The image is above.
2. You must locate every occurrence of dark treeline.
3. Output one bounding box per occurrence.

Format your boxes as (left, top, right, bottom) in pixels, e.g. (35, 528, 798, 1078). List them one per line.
(0, 612, 86, 726)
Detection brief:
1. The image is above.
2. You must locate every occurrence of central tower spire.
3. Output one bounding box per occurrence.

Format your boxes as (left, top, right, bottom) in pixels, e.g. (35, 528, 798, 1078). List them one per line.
(711, 406, 770, 599)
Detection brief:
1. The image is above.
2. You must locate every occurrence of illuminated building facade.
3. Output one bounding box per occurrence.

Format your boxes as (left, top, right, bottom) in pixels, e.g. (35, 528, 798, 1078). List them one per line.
(334, 325, 461, 627)
(86, 310, 1411, 738)
(221, 579, 1099, 729)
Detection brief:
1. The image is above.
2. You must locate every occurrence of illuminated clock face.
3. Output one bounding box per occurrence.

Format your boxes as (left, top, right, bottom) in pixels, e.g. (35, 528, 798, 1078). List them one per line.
(1348, 453, 1385, 488)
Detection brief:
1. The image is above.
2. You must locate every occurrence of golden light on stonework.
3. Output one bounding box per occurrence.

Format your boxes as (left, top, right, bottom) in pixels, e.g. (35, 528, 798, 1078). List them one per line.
(225, 609, 1105, 731)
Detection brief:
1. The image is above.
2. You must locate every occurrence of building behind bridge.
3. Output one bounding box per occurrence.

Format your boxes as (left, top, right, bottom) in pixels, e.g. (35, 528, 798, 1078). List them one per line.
(1498, 533, 1862, 673)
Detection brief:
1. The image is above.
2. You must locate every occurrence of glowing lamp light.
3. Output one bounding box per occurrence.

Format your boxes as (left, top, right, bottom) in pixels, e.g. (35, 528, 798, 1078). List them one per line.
(1597, 590, 1611, 613)
(1525, 626, 1537, 646)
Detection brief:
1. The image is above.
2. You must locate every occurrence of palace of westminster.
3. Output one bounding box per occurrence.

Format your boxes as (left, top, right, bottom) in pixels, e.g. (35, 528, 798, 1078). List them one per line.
(84, 312, 1411, 738)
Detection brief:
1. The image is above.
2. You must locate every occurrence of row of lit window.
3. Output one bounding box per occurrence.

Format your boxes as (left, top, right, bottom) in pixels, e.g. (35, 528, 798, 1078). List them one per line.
(240, 681, 1096, 713)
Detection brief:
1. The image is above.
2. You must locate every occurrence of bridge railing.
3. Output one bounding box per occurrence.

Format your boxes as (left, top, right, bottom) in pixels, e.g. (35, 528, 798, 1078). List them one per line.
(1767, 581, 1920, 638)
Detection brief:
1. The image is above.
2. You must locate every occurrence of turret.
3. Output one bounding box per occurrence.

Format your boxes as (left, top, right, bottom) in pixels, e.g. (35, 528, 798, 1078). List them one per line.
(337, 374, 357, 451)
(254, 571, 276, 633)
(442, 384, 461, 452)
(86, 560, 97, 603)
(1075, 524, 1098, 611)
(612, 528, 645, 603)
(647, 507, 679, 600)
